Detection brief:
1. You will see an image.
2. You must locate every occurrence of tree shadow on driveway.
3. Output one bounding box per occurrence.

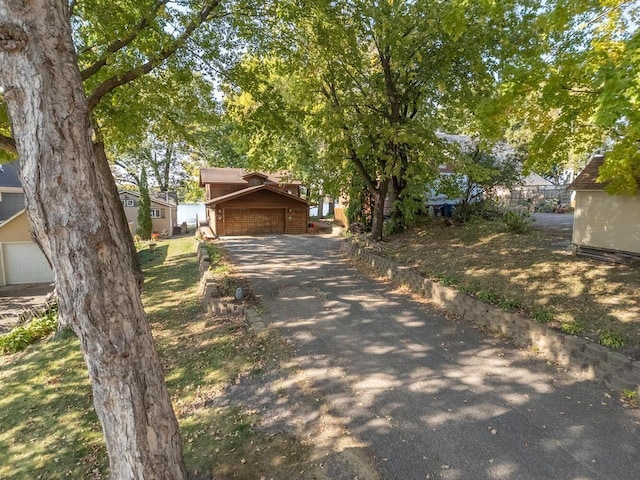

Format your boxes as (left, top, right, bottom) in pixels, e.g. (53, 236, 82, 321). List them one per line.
(219, 235, 640, 480)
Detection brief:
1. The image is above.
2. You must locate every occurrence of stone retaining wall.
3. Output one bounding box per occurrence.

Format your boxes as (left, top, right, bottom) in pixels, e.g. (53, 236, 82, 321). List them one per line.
(341, 241, 640, 394)
(196, 240, 246, 318)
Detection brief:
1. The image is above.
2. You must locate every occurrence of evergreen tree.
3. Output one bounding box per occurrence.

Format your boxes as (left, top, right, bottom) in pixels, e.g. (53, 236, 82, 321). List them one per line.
(136, 167, 152, 240)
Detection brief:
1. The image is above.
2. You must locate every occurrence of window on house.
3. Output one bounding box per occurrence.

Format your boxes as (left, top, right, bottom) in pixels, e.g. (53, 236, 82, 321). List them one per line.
(126, 199, 134, 207)
(150, 208, 162, 218)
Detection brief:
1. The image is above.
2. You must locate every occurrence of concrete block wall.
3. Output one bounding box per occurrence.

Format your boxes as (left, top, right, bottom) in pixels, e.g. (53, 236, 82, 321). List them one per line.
(196, 240, 246, 319)
(341, 241, 639, 394)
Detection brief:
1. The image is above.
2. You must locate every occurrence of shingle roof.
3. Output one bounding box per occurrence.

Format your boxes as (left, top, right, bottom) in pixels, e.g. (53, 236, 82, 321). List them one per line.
(521, 173, 554, 187)
(199, 167, 301, 186)
(204, 184, 308, 206)
(568, 155, 607, 191)
(118, 190, 176, 207)
(0, 161, 22, 189)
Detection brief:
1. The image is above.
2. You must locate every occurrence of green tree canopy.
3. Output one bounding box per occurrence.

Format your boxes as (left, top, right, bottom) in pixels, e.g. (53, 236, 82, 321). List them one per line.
(481, 0, 640, 193)
(1, 1, 229, 164)
(224, 0, 544, 238)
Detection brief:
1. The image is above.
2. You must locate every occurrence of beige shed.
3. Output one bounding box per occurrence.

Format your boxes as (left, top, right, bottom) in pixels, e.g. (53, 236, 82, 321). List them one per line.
(568, 155, 640, 257)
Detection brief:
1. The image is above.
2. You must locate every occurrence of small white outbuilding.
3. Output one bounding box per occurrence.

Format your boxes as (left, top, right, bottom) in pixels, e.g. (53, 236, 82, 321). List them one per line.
(568, 154, 640, 257)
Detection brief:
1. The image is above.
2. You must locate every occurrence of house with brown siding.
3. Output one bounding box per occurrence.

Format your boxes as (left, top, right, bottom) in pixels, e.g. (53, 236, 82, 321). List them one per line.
(568, 154, 640, 257)
(199, 168, 308, 236)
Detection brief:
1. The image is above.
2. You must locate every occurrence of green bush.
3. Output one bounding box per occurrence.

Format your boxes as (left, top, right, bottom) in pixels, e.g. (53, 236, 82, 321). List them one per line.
(498, 296, 521, 311)
(560, 321, 585, 335)
(454, 199, 503, 223)
(503, 211, 532, 234)
(533, 308, 555, 324)
(536, 198, 558, 213)
(0, 307, 59, 355)
(598, 330, 626, 349)
(475, 289, 499, 303)
(435, 273, 458, 286)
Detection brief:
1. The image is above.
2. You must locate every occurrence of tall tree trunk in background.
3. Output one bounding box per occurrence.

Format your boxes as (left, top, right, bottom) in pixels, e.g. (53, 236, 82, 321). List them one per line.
(369, 178, 389, 241)
(0, 2, 187, 479)
(327, 196, 335, 216)
(316, 187, 324, 218)
(151, 143, 174, 192)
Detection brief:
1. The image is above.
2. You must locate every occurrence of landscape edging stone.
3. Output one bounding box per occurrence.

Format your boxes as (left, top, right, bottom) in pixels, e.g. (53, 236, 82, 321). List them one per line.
(340, 240, 639, 394)
(196, 240, 246, 320)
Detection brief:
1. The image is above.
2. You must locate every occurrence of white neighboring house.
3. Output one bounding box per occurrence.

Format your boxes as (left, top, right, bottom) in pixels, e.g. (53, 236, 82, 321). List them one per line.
(0, 162, 54, 286)
(425, 133, 515, 211)
(119, 190, 178, 236)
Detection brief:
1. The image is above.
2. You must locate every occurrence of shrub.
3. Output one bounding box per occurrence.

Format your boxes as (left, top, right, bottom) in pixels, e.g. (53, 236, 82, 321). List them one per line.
(475, 289, 499, 303)
(435, 273, 458, 286)
(498, 296, 521, 311)
(503, 211, 532, 234)
(0, 307, 59, 355)
(536, 198, 559, 213)
(383, 216, 406, 237)
(533, 308, 555, 324)
(453, 199, 503, 223)
(560, 321, 585, 335)
(598, 330, 626, 349)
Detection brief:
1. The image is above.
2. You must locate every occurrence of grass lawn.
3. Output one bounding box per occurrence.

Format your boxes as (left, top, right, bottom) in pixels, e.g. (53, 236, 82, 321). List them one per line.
(367, 217, 640, 357)
(0, 236, 308, 479)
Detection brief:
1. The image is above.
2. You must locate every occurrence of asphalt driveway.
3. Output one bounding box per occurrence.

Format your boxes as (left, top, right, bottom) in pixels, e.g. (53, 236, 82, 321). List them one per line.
(531, 213, 574, 238)
(221, 235, 639, 480)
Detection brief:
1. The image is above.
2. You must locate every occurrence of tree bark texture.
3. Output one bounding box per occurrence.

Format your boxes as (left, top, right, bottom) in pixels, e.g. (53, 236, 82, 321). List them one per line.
(369, 178, 389, 241)
(0, 2, 187, 479)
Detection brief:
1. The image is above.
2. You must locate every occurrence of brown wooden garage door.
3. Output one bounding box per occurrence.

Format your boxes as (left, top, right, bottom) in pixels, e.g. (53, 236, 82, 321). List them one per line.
(224, 208, 285, 235)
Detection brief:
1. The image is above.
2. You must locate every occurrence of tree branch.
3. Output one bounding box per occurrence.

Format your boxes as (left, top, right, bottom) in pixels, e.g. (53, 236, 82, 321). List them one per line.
(560, 84, 602, 95)
(86, 0, 221, 111)
(0, 132, 17, 154)
(320, 79, 379, 195)
(80, 0, 169, 81)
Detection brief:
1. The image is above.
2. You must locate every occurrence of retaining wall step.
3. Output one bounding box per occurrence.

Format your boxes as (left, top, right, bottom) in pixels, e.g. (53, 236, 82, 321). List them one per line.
(341, 240, 638, 393)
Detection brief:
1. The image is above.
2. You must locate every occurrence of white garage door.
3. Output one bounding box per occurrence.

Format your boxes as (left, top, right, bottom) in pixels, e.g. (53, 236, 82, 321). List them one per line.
(2, 242, 54, 285)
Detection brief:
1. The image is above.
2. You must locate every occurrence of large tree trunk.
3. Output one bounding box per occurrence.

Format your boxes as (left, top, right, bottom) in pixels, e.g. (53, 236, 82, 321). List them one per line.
(327, 196, 335, 216)
(369, 179, 389, 241)
(316, 187, 324, 218)
(0, 2, 187, 479)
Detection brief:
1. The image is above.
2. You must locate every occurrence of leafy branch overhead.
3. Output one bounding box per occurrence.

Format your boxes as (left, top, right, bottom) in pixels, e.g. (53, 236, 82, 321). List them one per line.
(0, 0, 226, 157)
(224, 0, 546, 238)
(483, 0, 640, 194)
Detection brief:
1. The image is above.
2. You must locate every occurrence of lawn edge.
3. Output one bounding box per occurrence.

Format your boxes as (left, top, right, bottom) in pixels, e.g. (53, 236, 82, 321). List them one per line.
(341, 239, 640, 396)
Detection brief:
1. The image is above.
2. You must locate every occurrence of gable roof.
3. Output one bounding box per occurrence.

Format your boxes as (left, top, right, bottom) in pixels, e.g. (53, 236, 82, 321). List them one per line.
(199, 167, 301, 186)
(118, 190, 176, 207)
(521, 173, 554, 187)
(204, 184, 308, 206)
(568, 155, 607, 191)
(0, 161, 23, 190)
(0, 208, 26, 228)
(242, 172, 269, 180)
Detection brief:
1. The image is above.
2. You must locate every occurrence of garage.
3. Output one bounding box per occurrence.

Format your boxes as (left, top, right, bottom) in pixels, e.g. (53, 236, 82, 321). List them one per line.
(2, 242, 54, 285)
(205, 185, 309, 237)
(224, 208, 286, 235)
